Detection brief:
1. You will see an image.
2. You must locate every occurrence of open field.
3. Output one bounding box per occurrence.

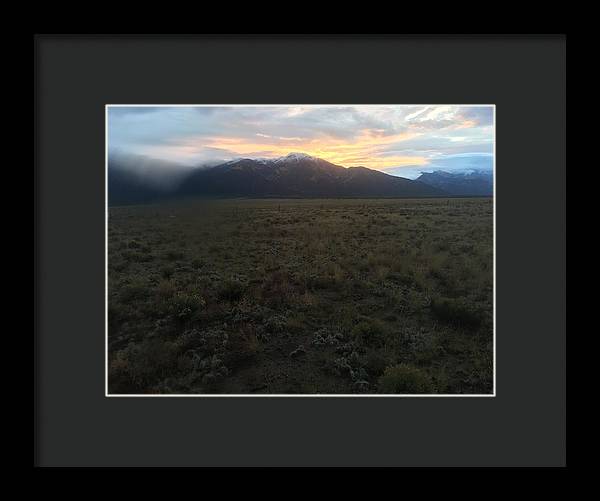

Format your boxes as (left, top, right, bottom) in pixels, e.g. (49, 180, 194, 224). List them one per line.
(107, 198, 493, 394)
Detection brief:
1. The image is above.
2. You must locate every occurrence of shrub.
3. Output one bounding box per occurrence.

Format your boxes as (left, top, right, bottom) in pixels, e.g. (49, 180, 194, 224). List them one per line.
(263, 314, 287, 335)
(120, 280, 147, 303)
(351, 319, 387, 346)
(187, 353, 229, 389)
(177, 327, 227, 355)
(308, 275, 335, 290)
(191, 258, 204, 269)
(164, 250, 185, 261)
(363, 351, 392, 377)
(378, 364, 433, 393)
(430, 296, 482, 329)
(261, 271, 294, 307)
(218, 279, 246, 302)
(122, 250, 153, 263)
(169, 292, 205, 320)
(312, 328, 344, 346)
(110, 339, 180, 392)
(156, 279, 175, 299)
(161, 265, 175, 279)
(225, 330, 260, 368)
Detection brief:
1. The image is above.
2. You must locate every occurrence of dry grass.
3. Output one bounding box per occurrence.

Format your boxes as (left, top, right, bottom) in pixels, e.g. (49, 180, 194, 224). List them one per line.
(108, 198, 493, 394)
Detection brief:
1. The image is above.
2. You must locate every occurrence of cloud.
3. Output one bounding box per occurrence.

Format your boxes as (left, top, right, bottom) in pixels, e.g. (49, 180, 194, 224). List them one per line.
(460, 107, 494, 127)
(384, 153, 493, 179)
(108, 106, 166, 117)
(108, 151, 194, 190)
(107, 105, 494, 173)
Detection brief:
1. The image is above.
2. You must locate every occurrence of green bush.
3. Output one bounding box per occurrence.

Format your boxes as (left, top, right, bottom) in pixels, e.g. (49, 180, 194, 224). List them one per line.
(378, 364, 433, 393)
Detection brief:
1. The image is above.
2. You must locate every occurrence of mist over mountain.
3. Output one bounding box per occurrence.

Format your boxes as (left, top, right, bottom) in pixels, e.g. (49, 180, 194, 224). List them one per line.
(108, 152, 194, 205)
(416, 170, 493, 196)
(108, 152, 451, 205)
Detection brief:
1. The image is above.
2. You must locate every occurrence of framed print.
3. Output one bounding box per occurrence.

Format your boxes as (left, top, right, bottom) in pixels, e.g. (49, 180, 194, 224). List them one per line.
(35, 35, 565, 467)
(105, 104, 495, 397)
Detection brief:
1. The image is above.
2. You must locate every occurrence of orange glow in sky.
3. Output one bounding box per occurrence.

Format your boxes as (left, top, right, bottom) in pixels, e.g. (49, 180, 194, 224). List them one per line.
(147, 129, 429, 171)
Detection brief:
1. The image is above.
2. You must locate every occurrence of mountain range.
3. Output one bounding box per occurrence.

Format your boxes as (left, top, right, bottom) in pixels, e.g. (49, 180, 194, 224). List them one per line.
(108, 152, 492, 205)
(416, 169, 493, 196)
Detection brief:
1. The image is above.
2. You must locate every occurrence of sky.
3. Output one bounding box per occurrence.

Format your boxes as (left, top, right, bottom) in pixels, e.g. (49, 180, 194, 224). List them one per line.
(108, 105, 494, 179)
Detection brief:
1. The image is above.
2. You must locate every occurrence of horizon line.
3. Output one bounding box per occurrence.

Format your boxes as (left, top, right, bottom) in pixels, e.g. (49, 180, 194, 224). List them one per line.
(108, 149, 494, 174)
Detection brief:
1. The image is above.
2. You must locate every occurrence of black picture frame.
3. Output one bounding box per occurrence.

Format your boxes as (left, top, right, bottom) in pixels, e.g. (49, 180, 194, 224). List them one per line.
(34, 34, 566, 467)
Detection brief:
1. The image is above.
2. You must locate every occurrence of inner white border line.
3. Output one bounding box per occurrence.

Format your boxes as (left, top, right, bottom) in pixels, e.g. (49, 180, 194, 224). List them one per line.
(105, 104, 496, 398)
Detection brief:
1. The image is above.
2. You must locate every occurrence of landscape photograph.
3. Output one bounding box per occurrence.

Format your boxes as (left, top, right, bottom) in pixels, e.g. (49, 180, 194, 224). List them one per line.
(106, 104, 494, 395)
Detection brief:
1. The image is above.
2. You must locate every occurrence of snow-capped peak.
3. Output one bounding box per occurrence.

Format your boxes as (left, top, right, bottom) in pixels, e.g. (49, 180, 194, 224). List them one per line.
(275, 152, 317, 163)
(224, 156, 272, 165)
(221, 153, 320, 168)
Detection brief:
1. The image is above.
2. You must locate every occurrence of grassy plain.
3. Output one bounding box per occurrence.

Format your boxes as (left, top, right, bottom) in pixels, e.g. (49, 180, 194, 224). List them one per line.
(107, 198, 493, 394)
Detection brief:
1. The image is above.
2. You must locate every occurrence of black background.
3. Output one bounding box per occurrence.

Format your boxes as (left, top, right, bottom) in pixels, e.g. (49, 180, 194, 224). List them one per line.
(35, 35, 566, 467)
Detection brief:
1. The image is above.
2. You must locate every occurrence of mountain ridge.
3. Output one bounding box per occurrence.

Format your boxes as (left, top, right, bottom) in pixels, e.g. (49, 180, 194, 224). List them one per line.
(108, 153, 448, 205)
(416, 169, 493, 196)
